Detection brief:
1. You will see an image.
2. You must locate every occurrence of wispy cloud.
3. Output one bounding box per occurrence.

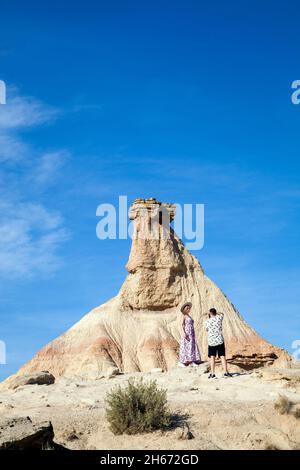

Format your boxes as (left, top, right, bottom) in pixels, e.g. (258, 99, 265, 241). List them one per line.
(30, 150, 70, 187)
(0, 87, 59, 164)
(0, 133, 30, 162)
(0, 88, 58, 130)
(0, 202, 69, 279)
(0, 86, 69, 279)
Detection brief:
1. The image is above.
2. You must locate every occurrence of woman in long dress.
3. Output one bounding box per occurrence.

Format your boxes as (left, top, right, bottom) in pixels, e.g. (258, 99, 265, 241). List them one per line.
(179, 302, 201, 367)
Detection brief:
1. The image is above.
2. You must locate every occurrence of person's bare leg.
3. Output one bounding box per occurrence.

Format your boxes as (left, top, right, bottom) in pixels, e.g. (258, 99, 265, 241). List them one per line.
(210, 356, 216, 375)
(220, 355, 228, 373)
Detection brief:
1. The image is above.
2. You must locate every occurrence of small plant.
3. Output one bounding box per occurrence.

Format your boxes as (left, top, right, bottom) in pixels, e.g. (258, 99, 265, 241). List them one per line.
(264, 442, 280, 450)
(274, 395, 292, 415)
(105, 378, 171, 435)
(293, 407, 300, 419)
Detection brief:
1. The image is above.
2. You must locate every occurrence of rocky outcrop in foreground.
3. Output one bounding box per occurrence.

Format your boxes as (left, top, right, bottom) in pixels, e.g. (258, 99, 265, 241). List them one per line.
(0, 417, 63, 450)
(2, 198, 290, 384)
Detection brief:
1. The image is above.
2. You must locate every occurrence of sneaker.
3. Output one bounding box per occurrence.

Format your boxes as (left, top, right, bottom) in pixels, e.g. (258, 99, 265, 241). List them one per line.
(191, 362, 200, 367)
(208, 373, 216, 379)
(178, 362, 187, 368)
(224, 372, 233, 377)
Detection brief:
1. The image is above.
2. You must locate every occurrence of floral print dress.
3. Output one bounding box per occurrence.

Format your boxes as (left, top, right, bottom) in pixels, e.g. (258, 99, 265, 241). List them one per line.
(179, 315, 201, 364)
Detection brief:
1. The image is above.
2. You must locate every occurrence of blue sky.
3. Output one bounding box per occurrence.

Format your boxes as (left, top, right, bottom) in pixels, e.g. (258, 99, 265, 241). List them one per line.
(0, 0, 300, 380)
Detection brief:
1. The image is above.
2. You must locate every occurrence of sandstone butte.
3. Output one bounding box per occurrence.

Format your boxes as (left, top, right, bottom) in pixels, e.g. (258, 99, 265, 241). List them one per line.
(3, 198, 291, 385)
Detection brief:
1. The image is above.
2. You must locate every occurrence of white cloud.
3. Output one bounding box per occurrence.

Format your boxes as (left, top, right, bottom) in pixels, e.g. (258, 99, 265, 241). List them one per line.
(0, 202, 69, 278)
(0, 86, 69, 279)
(0, 87, 59, 164)
(32, 150, 69, 186)
(0, 134, 30, 162)
(0, 90, 58, 130)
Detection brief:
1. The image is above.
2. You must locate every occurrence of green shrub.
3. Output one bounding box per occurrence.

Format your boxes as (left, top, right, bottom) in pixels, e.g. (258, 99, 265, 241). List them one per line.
(105, 378, 171, 435)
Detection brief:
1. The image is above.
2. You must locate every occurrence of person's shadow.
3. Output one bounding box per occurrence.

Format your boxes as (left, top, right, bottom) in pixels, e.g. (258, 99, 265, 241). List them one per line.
(227, 372, 248, 377)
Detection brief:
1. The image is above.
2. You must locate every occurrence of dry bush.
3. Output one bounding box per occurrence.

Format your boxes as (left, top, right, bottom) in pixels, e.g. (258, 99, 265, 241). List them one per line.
(293, 407, 300, 419)
(264, 442, 280, 450)
(274, 395, 292, 415)
(105, 378, 171, 435)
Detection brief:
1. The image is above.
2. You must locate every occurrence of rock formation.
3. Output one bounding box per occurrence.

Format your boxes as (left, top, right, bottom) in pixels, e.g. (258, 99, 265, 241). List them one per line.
(2, 198, 290, 384)
(7, 370, 55, 390)
(0, 417, 64, 450)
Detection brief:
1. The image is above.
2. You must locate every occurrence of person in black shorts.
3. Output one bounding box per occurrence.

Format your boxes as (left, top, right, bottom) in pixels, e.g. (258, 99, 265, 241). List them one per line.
(205, 308, 232, 379)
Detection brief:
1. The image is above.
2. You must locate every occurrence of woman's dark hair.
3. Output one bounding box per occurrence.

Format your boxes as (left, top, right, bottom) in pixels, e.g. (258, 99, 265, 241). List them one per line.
(209, 308, 217, 315)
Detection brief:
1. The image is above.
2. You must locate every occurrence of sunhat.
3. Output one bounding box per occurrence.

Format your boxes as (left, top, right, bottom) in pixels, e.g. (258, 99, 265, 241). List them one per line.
(180, 302, 192, 313)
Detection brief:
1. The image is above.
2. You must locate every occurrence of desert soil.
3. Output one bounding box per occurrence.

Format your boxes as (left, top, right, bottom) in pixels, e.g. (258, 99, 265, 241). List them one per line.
(0, 364, 299, 450)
